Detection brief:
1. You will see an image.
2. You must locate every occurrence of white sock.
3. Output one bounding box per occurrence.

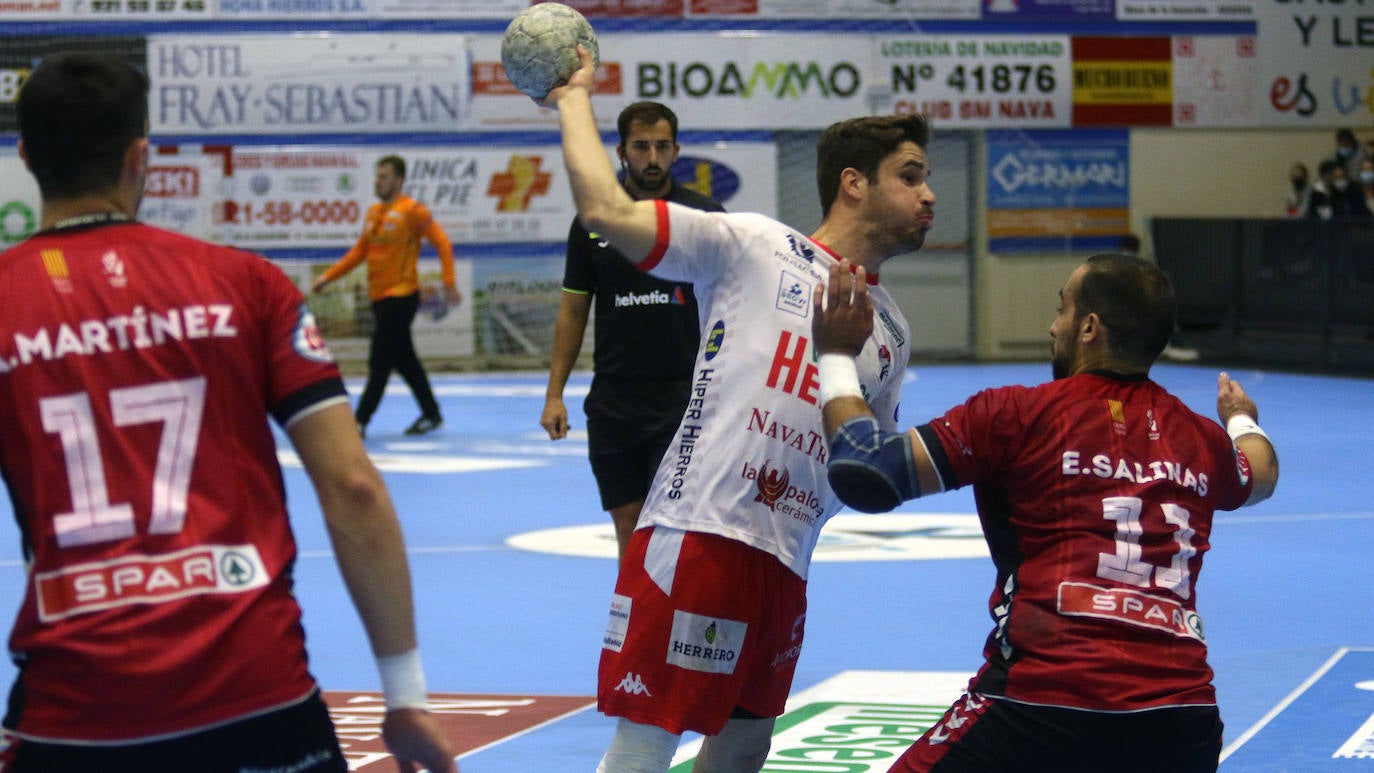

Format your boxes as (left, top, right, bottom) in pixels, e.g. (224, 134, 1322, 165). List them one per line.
(596, 717, 681, 773)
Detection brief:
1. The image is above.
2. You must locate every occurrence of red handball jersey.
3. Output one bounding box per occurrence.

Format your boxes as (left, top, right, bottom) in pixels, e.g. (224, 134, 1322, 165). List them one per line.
(917, 371, 1253, 712)
(0, 219, 347, 743)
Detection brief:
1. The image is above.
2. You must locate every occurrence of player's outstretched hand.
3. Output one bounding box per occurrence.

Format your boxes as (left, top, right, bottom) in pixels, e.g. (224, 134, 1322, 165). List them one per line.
(536, 44, 597, 108)
(383, 708, 458, 773)
(1216, 371, 1259, 425)
(812, 259, 874, 357)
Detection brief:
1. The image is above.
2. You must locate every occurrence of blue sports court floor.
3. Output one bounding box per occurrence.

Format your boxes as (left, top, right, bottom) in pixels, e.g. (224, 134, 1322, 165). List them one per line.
(1, 363, 1370, 772)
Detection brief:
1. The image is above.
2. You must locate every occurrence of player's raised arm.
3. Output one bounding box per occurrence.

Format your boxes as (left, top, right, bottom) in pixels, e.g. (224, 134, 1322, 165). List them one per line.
(541, 46, 661, 264)
(1217, 371, 1279, 506)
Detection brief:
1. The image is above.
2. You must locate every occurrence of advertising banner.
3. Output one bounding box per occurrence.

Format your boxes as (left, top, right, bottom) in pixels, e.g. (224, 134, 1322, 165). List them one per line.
(1256, 0, 1374, 126)
(685, 0, 977, 20)
(277, 257, 477, 360)
(140, 151, 224, 239)
(147, 34, 472, 135)
(986, 128, 1131, 253)
(872, 35, 1071, 128)
(0, 151, 40, 248)
(1117, 0, 1254, 21)
(562, 0, 683, 16)
(0, 0, 64, 19)
(220, 139, 775, 250)
(0, 36, 147, 133)
(1171, 35, 1256, 127)
(71, 0, 210, 18)
(468, 32, 872, 131)
(1071, 36, 1172, 126)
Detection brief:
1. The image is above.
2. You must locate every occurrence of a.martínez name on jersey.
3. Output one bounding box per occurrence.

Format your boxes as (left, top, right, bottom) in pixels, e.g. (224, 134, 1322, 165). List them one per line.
(1, 304, 238, 372)
(1061, 450, 1208, 496)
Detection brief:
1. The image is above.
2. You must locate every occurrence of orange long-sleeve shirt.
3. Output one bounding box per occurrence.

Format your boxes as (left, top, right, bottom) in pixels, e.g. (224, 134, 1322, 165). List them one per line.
(321, 195, 456, 301)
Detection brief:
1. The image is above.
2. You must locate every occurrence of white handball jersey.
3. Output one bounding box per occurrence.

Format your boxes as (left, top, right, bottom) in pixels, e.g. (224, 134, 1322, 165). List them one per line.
(637, 201, 909, 579)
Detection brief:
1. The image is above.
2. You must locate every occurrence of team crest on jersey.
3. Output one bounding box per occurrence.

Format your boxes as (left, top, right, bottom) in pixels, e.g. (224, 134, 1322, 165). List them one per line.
(102, 250, 128, 288)
(294, 304, 334, 363)
(1147, 409, 1160, 440)
(878, 344, 892, 381)
(776, 271, 811, 318)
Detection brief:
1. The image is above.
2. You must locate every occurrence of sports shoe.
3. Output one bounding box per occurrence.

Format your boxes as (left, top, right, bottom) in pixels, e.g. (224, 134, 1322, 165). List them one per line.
(404, 415, 443, 436)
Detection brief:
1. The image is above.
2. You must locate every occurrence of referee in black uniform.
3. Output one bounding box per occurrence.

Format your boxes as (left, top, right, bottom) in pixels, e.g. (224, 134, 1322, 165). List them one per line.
(540, 102, 725, 563)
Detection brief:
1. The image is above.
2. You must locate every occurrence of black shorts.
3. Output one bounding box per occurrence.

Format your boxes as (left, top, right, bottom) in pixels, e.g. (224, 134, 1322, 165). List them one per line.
(584, 378, 689, 511)
(892, 693, 1223, 773)
(1, 690, 345, 773)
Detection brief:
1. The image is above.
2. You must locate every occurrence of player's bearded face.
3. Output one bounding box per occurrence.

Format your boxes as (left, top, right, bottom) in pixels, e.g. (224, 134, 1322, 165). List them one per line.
(620, 119, 677, 197)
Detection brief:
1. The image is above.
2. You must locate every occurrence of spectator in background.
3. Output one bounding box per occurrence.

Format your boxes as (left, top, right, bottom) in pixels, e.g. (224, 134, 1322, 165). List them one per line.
(1285, 162, 1312, 219)
(1309, 160, 1340, 220)
(312, 155, 461, 438)
(540, 101, 725, 564)
(1330, 164, 1372, 219)
(1334, 128, 1367, 180)
(1358, 156, 1374, 215)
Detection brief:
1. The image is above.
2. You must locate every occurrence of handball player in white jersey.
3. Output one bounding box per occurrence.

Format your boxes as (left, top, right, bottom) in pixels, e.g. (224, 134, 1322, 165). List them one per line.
(540, 47, 936, 772)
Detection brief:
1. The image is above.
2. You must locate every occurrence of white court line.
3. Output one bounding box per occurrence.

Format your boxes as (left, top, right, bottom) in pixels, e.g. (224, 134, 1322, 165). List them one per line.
(456, 700, 599, 761)
(1220, 646, 1374, 761)
(1218, 511, 1374, 525)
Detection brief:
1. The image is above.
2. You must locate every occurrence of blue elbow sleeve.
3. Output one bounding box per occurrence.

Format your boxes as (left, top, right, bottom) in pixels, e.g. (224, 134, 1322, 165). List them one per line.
(826, 415, 921, 513)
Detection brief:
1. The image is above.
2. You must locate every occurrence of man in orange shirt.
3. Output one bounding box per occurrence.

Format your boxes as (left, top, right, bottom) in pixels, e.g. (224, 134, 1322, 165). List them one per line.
(312, 155, 461, 437)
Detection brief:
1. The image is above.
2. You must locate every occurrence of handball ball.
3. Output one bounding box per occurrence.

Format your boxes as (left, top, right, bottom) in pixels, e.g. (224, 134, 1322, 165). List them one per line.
(500, 2, 600, 100)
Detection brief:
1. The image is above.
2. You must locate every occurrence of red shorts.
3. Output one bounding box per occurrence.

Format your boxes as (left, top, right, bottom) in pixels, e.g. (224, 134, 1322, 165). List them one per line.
(597, 526, 808, 736)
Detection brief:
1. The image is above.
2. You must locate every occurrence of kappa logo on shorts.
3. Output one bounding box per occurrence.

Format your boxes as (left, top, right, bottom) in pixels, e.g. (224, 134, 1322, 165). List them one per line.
(615, 672, 653, 696)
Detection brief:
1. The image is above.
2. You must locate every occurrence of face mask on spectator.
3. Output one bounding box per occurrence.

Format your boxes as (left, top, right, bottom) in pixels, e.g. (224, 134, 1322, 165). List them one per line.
(1333, 177, 1350, 191)
(1361, 170, 1374, 186)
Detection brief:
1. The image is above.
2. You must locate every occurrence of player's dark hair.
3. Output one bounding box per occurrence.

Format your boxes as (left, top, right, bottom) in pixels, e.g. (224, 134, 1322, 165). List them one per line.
(18, 52, 149, 201)
(816, 114, 931, 219)
(378, 155, 407, 179)
(1077, 253, 1177, 365)
(617, 101, 679, 144)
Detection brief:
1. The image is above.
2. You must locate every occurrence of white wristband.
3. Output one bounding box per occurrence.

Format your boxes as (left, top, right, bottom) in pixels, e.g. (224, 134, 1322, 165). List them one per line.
(377, 649, 428, 711)
(818, 353, 863, 406)
(1226, 414, 1270, 444)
